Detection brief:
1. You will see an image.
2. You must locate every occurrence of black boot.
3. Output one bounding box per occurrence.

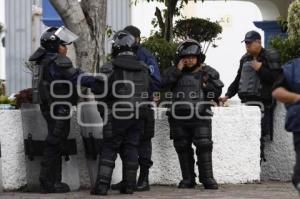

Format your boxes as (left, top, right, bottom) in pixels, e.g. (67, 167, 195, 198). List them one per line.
(197, 152, 218, 190)
(91, 159, 115, 195)
(40, 179, 71, 193)
(292, 176, 300, 194)
(111, 181, 124, 190)
(39, 156, 70, 193)
(177, 152, 196, 189)
(136, 167, 150, 191)
(111, 163, 126, 190)
(53, 157, 70, 193)
(53, 182, 71, 193)
(120, 162, 138, 194)
(39, 179, 55, 193)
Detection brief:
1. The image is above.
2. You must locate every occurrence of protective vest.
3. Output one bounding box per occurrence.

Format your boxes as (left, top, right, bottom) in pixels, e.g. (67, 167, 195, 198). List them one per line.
(30, 52, 78, 106)
(238, 60, 262, 98)
(172, 71, 205, 114)
(111, 56, 150, 108)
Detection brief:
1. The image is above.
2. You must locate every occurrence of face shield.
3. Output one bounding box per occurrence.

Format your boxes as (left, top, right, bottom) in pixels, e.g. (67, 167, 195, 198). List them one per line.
(54, 26, 79, 45)
(178, 43, 201, 57)
(112, 31, 135, 48)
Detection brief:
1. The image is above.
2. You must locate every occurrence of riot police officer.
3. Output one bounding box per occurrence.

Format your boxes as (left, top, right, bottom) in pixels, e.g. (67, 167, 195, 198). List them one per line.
(28, 26, 101, 193)
(219, 30, 281, 162)
(111, 25, 161, 192)
(91, 30, 151, 195)
(161, 40, 223, 189)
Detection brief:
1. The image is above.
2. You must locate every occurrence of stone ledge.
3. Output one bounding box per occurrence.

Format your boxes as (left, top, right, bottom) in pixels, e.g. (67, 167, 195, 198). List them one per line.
(0, 106, 264, 190)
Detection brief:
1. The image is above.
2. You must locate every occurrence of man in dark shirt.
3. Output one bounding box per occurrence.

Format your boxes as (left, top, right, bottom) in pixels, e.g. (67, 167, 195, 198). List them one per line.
(273, 64, 300, 193)
(219, 30, 280, 162)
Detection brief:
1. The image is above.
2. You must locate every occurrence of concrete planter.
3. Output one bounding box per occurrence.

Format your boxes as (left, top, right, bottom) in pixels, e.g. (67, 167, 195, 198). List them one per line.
(0, 104, 293, 190)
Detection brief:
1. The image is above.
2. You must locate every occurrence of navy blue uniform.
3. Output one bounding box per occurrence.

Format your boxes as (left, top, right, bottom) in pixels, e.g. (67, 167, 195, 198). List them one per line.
(273, 68, 300, 190)
(92, 53, 151, 195)
(136, 45, 160, 170)
(161, 64, 223, 189)
(117, 45, 160, 174)
(39, 53, 99, 191)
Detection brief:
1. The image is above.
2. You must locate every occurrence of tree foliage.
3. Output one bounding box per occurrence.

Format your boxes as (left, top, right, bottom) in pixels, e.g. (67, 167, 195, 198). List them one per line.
(142, 35, 177, 70)
(287, 0, 300, 40)
(269, 0, 300, 64)
(174, 17, 222, 53)
(133, 0, 202, 41)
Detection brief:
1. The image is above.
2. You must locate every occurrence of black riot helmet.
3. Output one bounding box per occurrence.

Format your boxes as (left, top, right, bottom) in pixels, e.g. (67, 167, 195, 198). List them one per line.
(176, 39, 206, 64)
(40, 26, 79, 53)
(111, 30, 136, 57)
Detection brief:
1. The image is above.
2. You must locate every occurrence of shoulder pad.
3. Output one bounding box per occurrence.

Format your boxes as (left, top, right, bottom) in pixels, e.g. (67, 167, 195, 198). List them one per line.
(29, 47, 47, 61)
(203, 65, 224, 88)
(54, 55, 73, 68)
(203, 65, 220, 79)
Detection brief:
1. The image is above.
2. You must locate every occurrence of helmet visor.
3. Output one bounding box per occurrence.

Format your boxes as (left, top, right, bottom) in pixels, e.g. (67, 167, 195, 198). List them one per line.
(112, 31, 135, 47)
(178, 44, 201, 56)
(55, 26, 79, 45)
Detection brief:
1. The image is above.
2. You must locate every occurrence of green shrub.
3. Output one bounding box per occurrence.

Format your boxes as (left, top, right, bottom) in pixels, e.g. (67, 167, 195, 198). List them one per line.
(142, 36, 178, 71)
(174, 17, 222, 43)
(287, 0, 300, 40)
(269, 0, 300, 63)
(269, 36, 300, 64)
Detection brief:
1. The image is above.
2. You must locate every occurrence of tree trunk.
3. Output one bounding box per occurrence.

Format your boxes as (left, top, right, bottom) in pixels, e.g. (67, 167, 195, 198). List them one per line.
(80, 0, 107, 72)
(164, 0, 178, 42)
(155, 7, 165, 37)
(49, 0, 107, 72)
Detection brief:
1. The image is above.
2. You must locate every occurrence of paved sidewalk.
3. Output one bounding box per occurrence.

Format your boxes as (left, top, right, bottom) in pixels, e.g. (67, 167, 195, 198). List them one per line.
(0, 182, 298, 199)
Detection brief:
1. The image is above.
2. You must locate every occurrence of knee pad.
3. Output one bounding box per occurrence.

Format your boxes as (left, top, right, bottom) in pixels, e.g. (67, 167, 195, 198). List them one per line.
(193, 126, 212, 139)
(124, 162, 139, 182)
(98, 159, 115, 184)
(103, 120, 113, 139)
(174, 139, 191, 153)
(125, 161, 139, 170)
(193, 138, 213, 152)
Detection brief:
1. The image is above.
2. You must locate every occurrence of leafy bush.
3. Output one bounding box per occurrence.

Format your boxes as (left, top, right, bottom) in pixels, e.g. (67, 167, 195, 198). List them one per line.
(142, 36, 178, 71)
(269, 36, 300, 64)
(142, 18, 222, 70)
(174, 18, 222, 42)
(287, 0, 300, 40)
(174, 17, 222, 53)
(269, 0, 300, 64)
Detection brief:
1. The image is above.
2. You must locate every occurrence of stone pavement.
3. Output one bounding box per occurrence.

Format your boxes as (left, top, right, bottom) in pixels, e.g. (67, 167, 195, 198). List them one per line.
(0, 182, 298, 199)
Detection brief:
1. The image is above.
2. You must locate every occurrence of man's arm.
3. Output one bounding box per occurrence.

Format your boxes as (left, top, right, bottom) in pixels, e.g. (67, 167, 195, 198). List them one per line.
(272, 73, 300, 104)
(255, 61, 278, 84)
(225, 62, 243, 98)
(272, 87, 300, 104)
